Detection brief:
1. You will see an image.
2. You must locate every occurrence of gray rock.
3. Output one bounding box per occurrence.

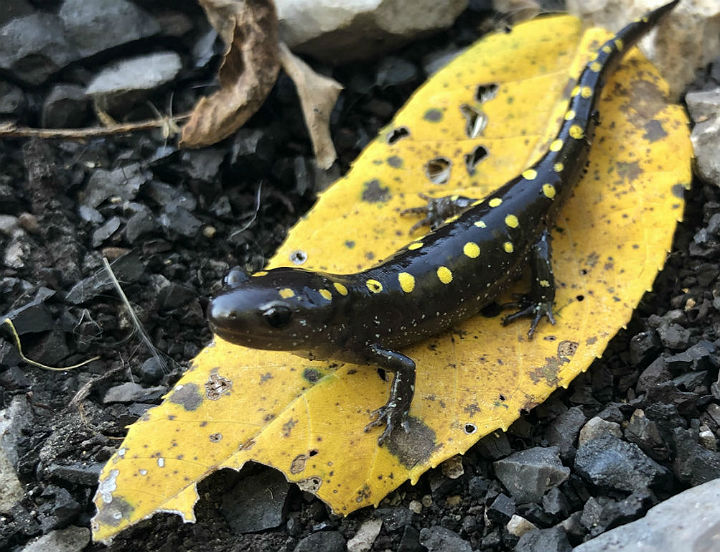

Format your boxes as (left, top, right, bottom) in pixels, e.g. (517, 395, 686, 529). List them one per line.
(625, 409, 667, 460)
(664, 341, 717, 372)
(103, 382, 167, 404)
(86, 51, 182, 114)
(0, 446, 24, 513)
(46, 462, 102, 486)
(691, 116, 720, 187)
(515, 526, 571, 552)
(0, 13, 78, 85)
(221, 469, 290, 533)
(294, 531, 345, 552)
(59, 0, 159, 58)
(486, 493, 515, 524)
(376, 56, 418, 87)
(125, 207, 157, 243)
(574, 435, 670, 493)
(91, 216, 121, 247)
(418, 527, 472, 552)
(542, 487, 570, 517)
(573, 478, 720, 552)
(0, 396, 31, 513)
(0, 80, 25, 115)
(493, 447, 570, 503)
(159, 206, 202, 238)
(20, 525, 89, 552)
(579, 417, 623, 447)
(0, 0, 33, 27)
(673, 427, 720, 486)
(375, 507, 413, 531)
(546, 407, 587, 458)
(276, 0, 468, 63)
(636, 357, 672, 394)
(629, 331, 661, 366)
(422, 46, 465, 75)
(656, 323, 691, 350)
(1, 287, 55, 335)
(686, 87, 720, 122)
(347, 518, 382, 552)
(42, 84, 89, 129)
(80, 163, 147, 208)
(38, 485, 81, 531)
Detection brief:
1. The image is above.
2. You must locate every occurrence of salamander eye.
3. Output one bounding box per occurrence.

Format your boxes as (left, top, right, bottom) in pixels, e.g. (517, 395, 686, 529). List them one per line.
(224, 267, 248, 288)
(262, 305, 292, 328)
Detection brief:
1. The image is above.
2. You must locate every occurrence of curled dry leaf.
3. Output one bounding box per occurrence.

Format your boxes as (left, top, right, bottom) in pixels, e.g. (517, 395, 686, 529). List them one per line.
(180, 0, 280, 148)
(278, 42, 343, 170)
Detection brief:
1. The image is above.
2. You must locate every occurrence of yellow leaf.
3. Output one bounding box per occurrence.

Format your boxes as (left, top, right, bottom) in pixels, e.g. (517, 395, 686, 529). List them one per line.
(92, 14, 691, 542)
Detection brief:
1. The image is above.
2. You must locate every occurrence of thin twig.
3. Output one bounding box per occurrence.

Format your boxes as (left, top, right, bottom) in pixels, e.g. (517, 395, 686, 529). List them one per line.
(102, 257, 168, 373)
(0, 114, 189, 140)
(230, 182, 263, 238)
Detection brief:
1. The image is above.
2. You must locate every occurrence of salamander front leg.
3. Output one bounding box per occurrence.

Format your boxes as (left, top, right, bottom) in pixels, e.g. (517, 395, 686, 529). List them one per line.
(364, 344, 416, 446)
(503, 228, 556, 338)
(402, 193, 475, 233)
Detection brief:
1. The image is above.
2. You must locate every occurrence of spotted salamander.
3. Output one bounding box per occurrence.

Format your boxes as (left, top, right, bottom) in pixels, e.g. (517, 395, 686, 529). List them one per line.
(208, 1, 680, 445)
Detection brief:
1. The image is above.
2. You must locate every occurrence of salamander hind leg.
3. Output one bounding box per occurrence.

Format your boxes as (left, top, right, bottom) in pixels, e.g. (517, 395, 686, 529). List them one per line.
(402, 193, 476, 233)
(503, 228, 556, 338)
(363, 344, 416, 446)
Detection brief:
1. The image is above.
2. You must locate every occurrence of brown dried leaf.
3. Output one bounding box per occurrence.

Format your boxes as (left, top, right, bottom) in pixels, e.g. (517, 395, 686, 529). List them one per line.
(278, 42, 343, 170)
(180, 0, 279, 148)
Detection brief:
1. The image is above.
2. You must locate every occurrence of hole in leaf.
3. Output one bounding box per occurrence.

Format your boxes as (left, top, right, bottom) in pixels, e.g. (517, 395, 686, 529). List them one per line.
(580, 268, 588, 275)
(424, 157, 452, 185)
(476, 83, 499, 103)
(387, 126, 410, 144)
(464, 145, 489, 175)
(499, 394, 506, 401)
(576, 295, 585, 302)
(464, 423, 477, 434)
(309, 449, 319, 457)
(460, 104, 488, 138)
(290, 250, 307, 265)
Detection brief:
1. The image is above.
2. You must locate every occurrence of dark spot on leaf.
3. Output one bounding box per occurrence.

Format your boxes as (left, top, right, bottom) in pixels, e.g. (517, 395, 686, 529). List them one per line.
(616, 161, 642, 183)
(290, 250, 307, 265)
(386, 126, 410, 144)
(671, 183, 685, 198)
(345, 240, 355, 248)
(169, 383, 202, 411)
(464, 424, 477, 434)
(282, 418, 297, 438)
(643, 119, 667, 142)
(309, 449, 319, 457)
(94, 496, 133, 527)
(303, 368, 322, 383)
(362, 179, 391, 203)
(387, 155, 403, 168)
(291, 454, 307, 474)
(576, 295, 584, 301)
(260, 372, 272, 383)
(384, 416, 439, 468)
(298, 476, 322, 493)
(424, 108, 443, 122)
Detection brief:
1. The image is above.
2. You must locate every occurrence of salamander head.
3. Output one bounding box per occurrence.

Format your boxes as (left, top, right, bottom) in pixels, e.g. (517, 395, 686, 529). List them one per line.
(208, 266, 344, 351)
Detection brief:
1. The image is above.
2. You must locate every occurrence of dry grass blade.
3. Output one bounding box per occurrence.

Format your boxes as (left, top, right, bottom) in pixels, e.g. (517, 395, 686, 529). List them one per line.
(278, 42, 343, 170)
(180, 0, 280, 148)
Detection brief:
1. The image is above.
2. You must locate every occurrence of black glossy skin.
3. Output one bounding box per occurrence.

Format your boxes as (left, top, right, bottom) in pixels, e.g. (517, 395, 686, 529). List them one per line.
(209, 1, 680, 445)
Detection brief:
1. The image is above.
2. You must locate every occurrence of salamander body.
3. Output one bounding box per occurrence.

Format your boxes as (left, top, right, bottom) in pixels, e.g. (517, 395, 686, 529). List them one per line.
(208, 1, 679, 444)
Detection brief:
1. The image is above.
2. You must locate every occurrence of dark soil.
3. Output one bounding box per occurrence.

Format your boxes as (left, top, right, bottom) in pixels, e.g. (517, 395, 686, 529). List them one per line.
(1, 2, 719, 551)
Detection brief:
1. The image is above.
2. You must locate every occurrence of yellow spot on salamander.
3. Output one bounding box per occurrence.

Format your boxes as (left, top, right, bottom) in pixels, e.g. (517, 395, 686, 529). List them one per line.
(463, 242, 480, 258)
(571, 85, 580, 96)
(366, 279, 383, 293)
(602, 45, 612, 54)
(445, 215, 460, 224)
(543, 183, 556, 199)
(554, 162, 564, 173)
(451, 194, 459, 201)
(539, 279, 550, 287)
(581, 86, 592, 98)
(408, 241, 423, 251)
(522, 169, 537, 180)
(503, 242, 514, 253)
(615, 38, 623, 51)
(474, 220, 487, 228)
(252, 271, 268, 277)
(569, 125, 584, 139)
(489, 198, 502, 207)
(279, 288, 295, 299)
(505, 214, 519, 228)
(398, 272, 415, 293)
(437, 266, 453, 284)
(550, 139, 563, 152)
(589, 61, 602, 73)
(333, 282, 348, 296)
(565, 110, 576, 121)
(319, 289, 332, 301)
